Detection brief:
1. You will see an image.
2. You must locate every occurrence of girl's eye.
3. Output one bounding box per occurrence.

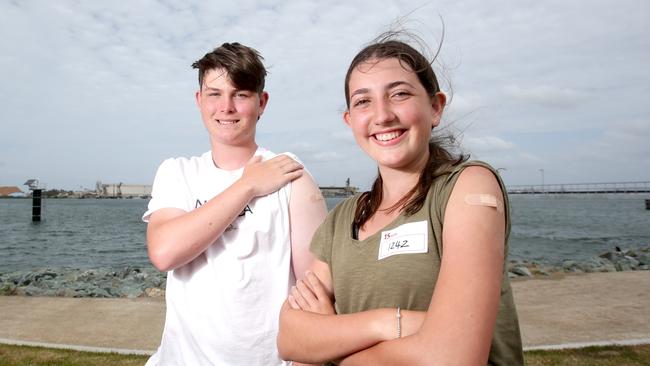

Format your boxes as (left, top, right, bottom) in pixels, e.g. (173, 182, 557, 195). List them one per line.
(392, 91, 411, 99)
(353, 98, 369, 107)
(236, 92, 249, 98)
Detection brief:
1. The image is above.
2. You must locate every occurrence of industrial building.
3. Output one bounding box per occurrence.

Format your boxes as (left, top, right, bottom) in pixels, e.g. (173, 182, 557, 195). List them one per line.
(96, 181, 152, 198)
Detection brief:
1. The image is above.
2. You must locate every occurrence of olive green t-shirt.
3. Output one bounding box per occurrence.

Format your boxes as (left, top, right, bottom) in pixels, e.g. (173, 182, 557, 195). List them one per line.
(310, 161, 524, 365)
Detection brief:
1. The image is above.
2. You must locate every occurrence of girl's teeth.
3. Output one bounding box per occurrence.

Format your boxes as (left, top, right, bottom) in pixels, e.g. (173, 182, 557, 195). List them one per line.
(375, 131, 401, 141)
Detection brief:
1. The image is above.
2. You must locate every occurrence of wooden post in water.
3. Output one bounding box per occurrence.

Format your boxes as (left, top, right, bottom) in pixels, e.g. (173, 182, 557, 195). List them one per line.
(24, 179, 44, 222)
(32, 189, 42, 221)
(646, 199, 650, 210)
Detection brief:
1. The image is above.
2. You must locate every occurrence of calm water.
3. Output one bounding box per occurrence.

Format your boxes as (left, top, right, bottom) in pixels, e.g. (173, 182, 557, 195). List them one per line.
(508, 195, 650, 262)
(1, 196, 649, 272)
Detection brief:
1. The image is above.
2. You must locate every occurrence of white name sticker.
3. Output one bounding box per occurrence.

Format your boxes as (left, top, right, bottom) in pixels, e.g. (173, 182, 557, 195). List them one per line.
(378, 220, 428, 260)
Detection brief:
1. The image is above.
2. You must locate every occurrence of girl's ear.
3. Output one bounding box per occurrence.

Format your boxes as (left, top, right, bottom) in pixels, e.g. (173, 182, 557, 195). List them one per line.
(431, 91, 447, 113)
(343, 110, 352, 127)
(431, 92, 447, 129)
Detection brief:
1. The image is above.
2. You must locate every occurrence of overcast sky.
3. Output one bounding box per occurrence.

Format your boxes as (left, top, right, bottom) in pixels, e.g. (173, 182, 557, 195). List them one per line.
(1, 0, 648, 191)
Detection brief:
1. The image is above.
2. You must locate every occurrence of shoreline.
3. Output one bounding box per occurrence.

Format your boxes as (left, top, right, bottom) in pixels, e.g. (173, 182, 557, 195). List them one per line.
(1, 246, 648, 299)
(507, 245, 649, 278)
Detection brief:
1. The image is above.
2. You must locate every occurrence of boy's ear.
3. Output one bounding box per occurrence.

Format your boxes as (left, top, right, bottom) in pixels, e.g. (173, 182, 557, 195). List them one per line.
(343, 110, 352, 127)
(195, 90, 202, 108)
(257, 91, 270, 120)
(260, 91, 269, 111)
(259, 91, 269, 108)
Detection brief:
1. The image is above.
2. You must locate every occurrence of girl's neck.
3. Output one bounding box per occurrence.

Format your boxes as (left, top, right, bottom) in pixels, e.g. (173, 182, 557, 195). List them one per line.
(377, 152, 429, 210)
(377, 168, 420, 210)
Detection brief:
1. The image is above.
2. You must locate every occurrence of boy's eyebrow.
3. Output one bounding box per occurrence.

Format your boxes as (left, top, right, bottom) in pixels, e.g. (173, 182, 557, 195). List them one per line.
(349, 88, 370, 99)
(202, 86, 252, 93)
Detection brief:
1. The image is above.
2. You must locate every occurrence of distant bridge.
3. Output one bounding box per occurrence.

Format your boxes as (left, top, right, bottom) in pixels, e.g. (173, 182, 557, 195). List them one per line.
(507, 181, 650, 195)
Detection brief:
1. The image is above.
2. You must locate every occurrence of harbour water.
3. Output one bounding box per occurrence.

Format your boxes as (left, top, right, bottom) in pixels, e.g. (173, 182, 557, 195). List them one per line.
(1, 196, 649, 273)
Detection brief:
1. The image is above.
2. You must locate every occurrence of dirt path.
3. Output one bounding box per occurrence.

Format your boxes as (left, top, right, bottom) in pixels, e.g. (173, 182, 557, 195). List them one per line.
(0, 296, 164, 352)
(512, 271, 650, 348)
(0, 271, 648, 352)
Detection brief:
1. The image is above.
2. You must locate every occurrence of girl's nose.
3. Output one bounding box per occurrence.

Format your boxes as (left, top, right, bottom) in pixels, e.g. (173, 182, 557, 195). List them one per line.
(373, 99, 396, 125)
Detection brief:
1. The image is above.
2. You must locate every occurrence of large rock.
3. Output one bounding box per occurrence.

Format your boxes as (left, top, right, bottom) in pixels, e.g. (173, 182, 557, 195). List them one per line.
(144, 287, 165, 298)
(638, 253, 650, 265)
(0, 283, 17, 296)
(599, 251, 623, 261)
(624, 256, 640, 269)
(510, 266, 533, 277)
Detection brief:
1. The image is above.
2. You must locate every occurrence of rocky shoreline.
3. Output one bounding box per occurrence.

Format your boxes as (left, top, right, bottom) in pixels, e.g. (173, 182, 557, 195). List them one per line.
(507, 246, 650, 278)
(0, 266, 166, 298)
(1, 247, 648, 298)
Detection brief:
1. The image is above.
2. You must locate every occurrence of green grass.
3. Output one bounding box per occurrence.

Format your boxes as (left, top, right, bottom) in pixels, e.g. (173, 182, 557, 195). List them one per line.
(0, 344, 148, 366)
(1, 343, 649, 365)
(524, 344, 650, 366)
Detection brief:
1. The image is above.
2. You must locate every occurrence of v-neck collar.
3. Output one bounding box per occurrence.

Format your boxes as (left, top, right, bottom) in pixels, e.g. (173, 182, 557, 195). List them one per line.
(349, 196, 407, 244)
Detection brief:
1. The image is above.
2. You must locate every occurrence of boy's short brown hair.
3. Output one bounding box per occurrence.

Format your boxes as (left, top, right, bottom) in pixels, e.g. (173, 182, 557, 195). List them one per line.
(192, 42, 267, 93)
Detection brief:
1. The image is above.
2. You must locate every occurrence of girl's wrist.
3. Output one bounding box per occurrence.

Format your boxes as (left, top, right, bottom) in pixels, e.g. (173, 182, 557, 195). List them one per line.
(371, 308, 397, 341)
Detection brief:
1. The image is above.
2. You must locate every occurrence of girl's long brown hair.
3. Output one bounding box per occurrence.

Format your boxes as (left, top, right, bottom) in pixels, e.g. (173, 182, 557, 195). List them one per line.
(347, 35, 467, 229)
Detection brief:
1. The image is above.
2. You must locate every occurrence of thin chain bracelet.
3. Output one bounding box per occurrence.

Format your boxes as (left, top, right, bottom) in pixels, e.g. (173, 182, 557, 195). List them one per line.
(396, 307, 402, 338)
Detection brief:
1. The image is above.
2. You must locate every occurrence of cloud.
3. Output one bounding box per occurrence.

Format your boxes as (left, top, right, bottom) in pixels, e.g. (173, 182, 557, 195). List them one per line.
(288, 141, 313, 151)
(503, 84, 589, 109)
(445, 92, 484, 121)
(330, 130, 355, 143)
(1, 0, 649, 189)
(608, 119, 650, 142)
(463, 135, 515, 154)
(309, 151, 347, 162)
(580, 118, 650, 160)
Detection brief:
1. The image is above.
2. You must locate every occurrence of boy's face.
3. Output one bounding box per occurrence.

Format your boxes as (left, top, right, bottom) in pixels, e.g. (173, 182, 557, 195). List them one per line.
(195, 68, 268, 148)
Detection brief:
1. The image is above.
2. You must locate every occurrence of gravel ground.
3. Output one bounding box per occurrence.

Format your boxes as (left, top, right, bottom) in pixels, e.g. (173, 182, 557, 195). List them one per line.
(0, 271, 648, 353)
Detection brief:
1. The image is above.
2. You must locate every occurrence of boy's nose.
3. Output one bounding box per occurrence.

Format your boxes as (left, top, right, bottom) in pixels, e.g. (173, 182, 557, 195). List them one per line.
(220, 98, 235, 113)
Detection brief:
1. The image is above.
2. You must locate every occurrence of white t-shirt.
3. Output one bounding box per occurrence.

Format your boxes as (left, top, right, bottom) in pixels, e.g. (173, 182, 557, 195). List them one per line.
(143, 148, 294, 366)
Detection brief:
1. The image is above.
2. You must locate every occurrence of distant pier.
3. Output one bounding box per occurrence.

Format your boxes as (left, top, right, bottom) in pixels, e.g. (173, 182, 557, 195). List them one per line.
(508, 181, 650, 195)
(92, 180, 360, 199)
(320, 178, 359, 197)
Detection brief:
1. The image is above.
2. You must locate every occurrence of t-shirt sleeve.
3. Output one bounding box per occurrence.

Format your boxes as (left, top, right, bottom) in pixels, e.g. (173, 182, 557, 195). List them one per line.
(309, 210, 336, 265)
(142, 158, 191, 222)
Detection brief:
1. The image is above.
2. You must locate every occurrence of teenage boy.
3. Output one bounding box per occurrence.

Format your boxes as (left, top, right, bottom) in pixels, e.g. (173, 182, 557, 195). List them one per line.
(143, 42, 327, 365)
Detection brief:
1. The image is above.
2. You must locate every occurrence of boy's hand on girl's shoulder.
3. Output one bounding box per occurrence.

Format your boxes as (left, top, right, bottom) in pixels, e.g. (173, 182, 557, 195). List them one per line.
(239, 154, 304, 197)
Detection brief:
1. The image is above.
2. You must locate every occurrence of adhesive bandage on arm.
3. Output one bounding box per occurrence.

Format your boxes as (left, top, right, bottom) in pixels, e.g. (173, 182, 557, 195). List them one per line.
(464, 194, 504, 213)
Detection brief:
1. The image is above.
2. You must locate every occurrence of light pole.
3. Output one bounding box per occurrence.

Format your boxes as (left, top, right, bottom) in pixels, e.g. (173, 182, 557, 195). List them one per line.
(539, 168, 545, 193)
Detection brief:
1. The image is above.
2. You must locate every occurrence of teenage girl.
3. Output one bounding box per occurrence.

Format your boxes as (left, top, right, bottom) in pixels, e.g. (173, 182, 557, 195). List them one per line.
(278, 35, 524, 365)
